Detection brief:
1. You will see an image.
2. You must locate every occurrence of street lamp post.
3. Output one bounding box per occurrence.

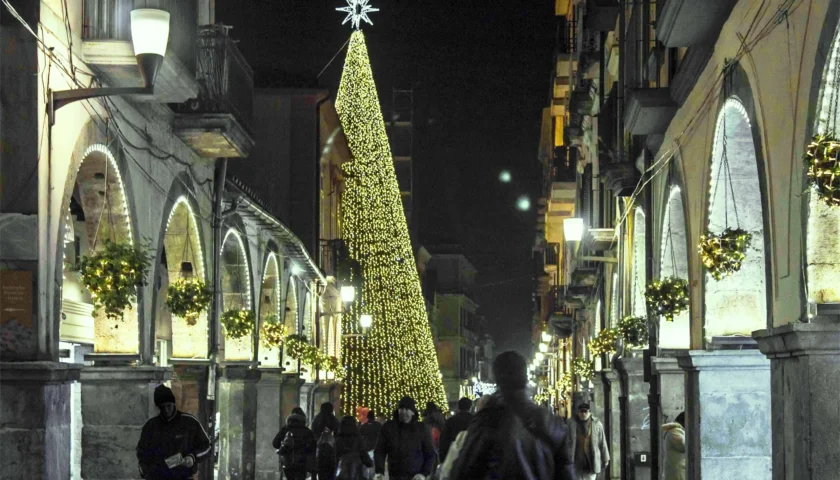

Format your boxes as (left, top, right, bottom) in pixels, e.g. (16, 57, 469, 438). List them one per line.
(48, 8, 170, 125)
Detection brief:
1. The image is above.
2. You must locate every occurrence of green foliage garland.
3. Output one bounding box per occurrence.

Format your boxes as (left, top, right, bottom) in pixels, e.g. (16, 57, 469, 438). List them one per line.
(165, 277, 213, 326)
(699, 228, 752, 281)
(259, 314, 286, 348)
(805, 133, 840, 207)
(645, 277, 689, 321)
(75, 239, 152, 320)
(284, 334, 345, 379)
(572, 357, 594, 381)
(618, 315, 649, 348)
(221, 309, 255, 339)
(589, 328, 620, 357)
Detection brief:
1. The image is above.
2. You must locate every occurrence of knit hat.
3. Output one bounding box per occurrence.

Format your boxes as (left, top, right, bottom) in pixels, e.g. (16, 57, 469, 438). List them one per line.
(154, 384, 176, 407)
(457, 397, 473, 411)
(397, 396, 418, 415)
(492, 351, 528, 391)
(578, 403, 591, 411)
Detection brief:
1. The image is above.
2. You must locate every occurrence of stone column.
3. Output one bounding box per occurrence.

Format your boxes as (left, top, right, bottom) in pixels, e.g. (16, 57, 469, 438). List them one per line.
(604, 370, 621, 480)
(591, 374, 607, 425)
(171, 363, 212, 480)
(616, 356, 650, 480)
(218, 365, 261, 480)
(255, 368, 284, 480)
(754, 323, 840, 480)
(653, 355, 686, 479)
(79, 366, 172, 479)
(0, 362, 81, 479)
(677, 350, 770, 480)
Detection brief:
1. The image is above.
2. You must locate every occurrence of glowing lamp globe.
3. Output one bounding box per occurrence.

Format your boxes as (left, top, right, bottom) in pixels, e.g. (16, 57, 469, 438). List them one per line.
(535, 352, 545, 362)
(130, 9, 170, 88)
(340, 285, 356, 303)
(538, 342, 548, 353)
(563, 218, 585, 242)
(359, 314, 373, 329)
(541, 331, 551, 342)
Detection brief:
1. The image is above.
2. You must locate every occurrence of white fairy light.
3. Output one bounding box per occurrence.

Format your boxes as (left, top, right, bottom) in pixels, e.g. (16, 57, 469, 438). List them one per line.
(336, 0, 379, 30)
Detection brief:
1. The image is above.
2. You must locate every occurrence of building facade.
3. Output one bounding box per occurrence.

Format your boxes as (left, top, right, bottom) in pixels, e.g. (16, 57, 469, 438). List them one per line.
(532, 1, 840, 479)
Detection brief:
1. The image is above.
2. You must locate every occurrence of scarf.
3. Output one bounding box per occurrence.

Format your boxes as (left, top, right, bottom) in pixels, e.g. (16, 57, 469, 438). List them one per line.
(575, 417, 593, 471)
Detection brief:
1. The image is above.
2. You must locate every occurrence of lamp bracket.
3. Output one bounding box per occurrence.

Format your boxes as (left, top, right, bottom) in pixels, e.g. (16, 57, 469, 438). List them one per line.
(49, 86, 153, 126)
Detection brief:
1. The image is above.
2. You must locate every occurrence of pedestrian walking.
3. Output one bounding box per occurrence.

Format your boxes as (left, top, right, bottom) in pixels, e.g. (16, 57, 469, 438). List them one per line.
(360, 411, 382, 479)
(335, 416, 374, 480)
(312, 402, 342, 437)
(446, 351, 575, 480)
(568, 403, 610, 480)
(662, 412, 686, 480)
(136, 384, 212, 480)
(374, 396, 436, 480)
(422, 402, 445, 452)
(439, 397, 472, 463)
(273, 407, 316, 480)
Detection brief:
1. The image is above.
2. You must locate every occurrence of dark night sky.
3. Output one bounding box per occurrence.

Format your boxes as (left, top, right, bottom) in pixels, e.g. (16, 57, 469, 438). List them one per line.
(216, 0, 556, 356)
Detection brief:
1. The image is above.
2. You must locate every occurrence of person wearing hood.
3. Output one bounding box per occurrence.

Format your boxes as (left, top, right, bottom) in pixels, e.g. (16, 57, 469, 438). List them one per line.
(662, 412, 686, 480)
(439, 397, 473, 462)
(273, 407, 316, 480)
(335, 415, 374, 480)
(568, 403, 610, 480)
(312, 402, 341, 436)
(136, 384, 212, 479)
(374, 396, 435, 480)
(446, 351, 574, 480)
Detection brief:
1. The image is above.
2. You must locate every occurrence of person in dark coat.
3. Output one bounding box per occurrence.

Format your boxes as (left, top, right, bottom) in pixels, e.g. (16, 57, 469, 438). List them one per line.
(374, 396, 436, 480)
(422, 402, 446, 453)
(312, 402, 341, 436)
(273, 408, 316, 480)
(360, 410, 383, 453)
(439, 397, 473, 462)
(335, 416, 374, 480)
(448, 351, 575, 480)
(136, 384, 212, 480)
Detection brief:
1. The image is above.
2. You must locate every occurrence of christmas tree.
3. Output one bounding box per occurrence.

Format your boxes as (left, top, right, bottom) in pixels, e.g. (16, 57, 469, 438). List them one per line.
(336, 30, 448, 416)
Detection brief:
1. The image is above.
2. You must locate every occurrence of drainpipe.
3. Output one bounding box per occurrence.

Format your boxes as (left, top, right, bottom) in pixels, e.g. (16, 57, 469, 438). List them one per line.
(207, 158, 227, 416)
(644, 148, 661, 479)
(313, 91, 329, 384)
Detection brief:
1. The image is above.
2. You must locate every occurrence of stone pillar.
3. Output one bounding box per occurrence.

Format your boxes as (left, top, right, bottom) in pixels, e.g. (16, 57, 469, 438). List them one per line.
(0, 362, 81, 479)
(754, 323, 840, 480)
(677, 350, 770, 480)
(171, 363, 212, 480)
(79, 366, 172, 479)
(255, 369, 284, 480)
(604, 370, 621, 480)
(592, 374, 607, 424)
(616, 356, 650, 480)
(653, 355, 686, 479)
(218, 365, 261, 480)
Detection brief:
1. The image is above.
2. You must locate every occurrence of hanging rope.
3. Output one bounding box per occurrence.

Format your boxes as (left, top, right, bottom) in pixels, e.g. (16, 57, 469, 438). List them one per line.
(830, 40, 840, 134)
(708, 106, 742, 230)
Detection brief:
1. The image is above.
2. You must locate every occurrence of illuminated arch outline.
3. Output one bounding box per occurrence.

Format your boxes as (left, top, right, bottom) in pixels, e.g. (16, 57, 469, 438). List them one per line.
(164, 196, 206, 280)
(222, 228, 252, 310)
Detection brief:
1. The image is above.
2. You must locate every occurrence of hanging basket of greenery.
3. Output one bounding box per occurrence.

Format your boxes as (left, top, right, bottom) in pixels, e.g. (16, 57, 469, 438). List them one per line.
(259, 314, 287, 348)
(283, 334, 344, 378)
(699, 227, 752, 281)
(284, 334, 310, 358)
(75, 239, 152, 320)
(571, 357, 594, 382)
(618, 315, 649, 348)
(645, 277, 689, 321)
(589, 328, 619, 357)
(165, 277, 213, 326)
(221, 309, 256, 339)
(805, 133, 840, 207)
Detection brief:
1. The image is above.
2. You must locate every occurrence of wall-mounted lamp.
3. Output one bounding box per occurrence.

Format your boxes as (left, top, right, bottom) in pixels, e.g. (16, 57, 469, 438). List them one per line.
(563, 217, 585, 242)
(535, 352, 545, 362)
(541, 331, 551, 343)
(48, 9, 170, 125)
(359, 314, 373, 330)
(340, 285, 356, 303)
(538, 342, 548, 353)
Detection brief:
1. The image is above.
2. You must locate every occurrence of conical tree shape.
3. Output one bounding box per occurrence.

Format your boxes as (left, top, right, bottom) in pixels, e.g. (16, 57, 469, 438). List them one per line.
(336, 31, 447, 415)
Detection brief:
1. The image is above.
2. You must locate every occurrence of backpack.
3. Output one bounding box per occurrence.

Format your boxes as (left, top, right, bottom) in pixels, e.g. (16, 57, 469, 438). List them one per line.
(336, 452, 361, 480)
(279, 431, 298, 467)
(317, 431, 337, 473)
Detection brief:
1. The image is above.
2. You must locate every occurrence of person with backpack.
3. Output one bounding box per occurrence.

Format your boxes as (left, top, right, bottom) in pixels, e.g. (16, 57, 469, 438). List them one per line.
(335, 416, 374, 480)
(311, 402, 341, 480)
(448, 351, 575, 480)
(273, 408, 316, 480)
(359, 411, 382, 479)
(374, 396, 436, 480)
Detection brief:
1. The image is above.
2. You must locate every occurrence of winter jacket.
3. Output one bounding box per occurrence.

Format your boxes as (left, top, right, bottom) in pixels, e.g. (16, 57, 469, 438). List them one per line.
(440, 411, 473, 462)
(662, 422, 686, 480)
(136, 411, 212, 480)
(568, 416, 610, 475)
(312, 411, 341, 436)
(360, 420, 382, 452)
(335, 432, 374, 480)
(273, 412, 316, 473)
(448, 391, 575, 480)
(374, 412, 436, 479)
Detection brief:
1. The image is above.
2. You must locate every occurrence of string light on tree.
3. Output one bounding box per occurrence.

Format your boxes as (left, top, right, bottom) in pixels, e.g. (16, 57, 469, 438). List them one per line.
(336, 0, 379, 30)
(335, 30, 447, 416)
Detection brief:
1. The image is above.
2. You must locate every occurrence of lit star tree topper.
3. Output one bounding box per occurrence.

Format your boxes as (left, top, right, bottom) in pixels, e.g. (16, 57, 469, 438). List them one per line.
(336, 0, 379, 30)
(335, 30, 448, 416)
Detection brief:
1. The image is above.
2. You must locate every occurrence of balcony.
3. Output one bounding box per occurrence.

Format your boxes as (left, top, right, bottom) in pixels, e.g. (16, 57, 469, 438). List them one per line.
(624, 88, 678, 136)
(657, 0, 737, 48)
(585, 0, 621, 32)
(600, 162, 639, 196)
(173, 25, 255, 158)
(82, 0, 199, 103)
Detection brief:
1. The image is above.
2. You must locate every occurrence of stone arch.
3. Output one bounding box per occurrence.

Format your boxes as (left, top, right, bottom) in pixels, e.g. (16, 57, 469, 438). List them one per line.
(631, 208, 647, 318)
(221, 227, 253, 361)
(659, 186, 690, 349)
(704, 97, 768, 339)
(281, 277, 299, 371)
(806, 15, 840, 305)
(258, 251, 283, 367)
(59, 142, 140, 354)
(158, 194, 208, 359)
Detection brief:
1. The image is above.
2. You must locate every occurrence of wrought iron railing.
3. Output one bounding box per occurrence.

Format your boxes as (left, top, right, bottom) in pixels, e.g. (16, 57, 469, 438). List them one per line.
(194, 25, 254, 133)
